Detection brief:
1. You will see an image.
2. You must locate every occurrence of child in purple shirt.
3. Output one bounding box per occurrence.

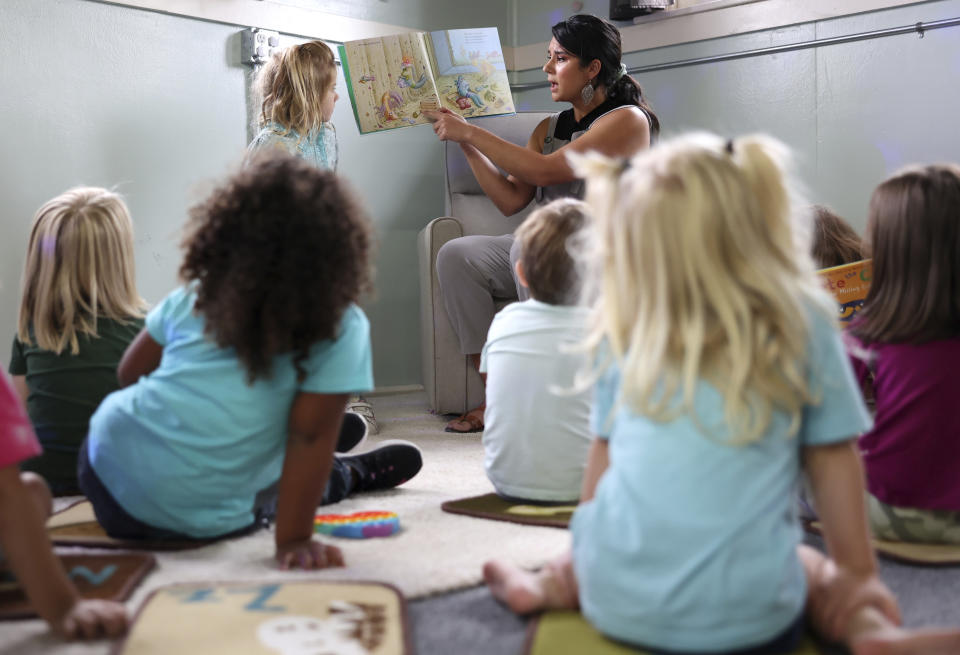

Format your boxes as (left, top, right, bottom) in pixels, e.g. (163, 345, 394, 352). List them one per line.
(848, 163, 960, 544)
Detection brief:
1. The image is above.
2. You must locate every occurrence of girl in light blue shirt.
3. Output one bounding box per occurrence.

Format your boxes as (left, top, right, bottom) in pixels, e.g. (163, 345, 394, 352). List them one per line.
(484, 134, 960, 653)
(80, 154, 422, 569)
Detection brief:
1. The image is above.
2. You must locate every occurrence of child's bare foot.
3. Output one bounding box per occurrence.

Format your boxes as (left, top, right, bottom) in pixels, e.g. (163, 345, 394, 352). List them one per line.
(852, 627, 960, 655)
(445, 405, 485, 433)
(483, 557, 578, 614)
(483, 560, 546, 614)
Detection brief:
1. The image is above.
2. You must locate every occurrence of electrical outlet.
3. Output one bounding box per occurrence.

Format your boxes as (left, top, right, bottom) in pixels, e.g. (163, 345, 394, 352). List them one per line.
(240, 27, 281, 66)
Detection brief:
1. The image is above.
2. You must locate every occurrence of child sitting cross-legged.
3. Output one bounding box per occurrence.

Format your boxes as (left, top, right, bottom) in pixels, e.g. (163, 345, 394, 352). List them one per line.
(484, 134, 960, 654)
(481, 198, 591, 503)
(78, 153, 422, 568)
(847, 164, 960, 545)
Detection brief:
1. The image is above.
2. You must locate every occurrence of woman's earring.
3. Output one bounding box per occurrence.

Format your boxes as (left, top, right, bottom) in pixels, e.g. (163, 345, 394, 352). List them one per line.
(580, 82, 595, 104)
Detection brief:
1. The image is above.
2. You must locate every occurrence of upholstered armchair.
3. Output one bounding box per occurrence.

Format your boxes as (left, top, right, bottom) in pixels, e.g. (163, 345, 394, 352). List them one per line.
(418, 112, 551, 415)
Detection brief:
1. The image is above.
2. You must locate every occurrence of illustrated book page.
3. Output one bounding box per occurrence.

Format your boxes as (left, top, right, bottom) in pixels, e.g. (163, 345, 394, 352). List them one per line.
(426, 27, 515, 119)
(339, 27, 514, 134)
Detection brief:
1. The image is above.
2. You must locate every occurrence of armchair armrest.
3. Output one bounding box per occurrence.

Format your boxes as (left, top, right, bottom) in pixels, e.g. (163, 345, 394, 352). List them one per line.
(420, 112, 553, 415)
(419, 217, 484, 414)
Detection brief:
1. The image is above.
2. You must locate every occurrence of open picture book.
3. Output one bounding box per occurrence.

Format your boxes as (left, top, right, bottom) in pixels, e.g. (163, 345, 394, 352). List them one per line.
(339, 27, 516, 134)
(818, 258, 872, 326)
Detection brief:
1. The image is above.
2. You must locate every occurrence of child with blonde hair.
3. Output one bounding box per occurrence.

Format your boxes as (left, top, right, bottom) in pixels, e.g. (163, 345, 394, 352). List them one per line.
(79, 154, 421, 566)
(484, 134, 960, 654)
(848, 164, 960, 545)
(247, 39, 379, 434)
(0, 370, 127, 639)
(9, 188, 146, 495)
(247, 40, 340, 171)
(481, 198, 591, 503)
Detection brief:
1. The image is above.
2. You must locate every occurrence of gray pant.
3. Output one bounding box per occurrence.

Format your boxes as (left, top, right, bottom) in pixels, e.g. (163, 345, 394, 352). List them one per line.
(436, 234, 529, 354)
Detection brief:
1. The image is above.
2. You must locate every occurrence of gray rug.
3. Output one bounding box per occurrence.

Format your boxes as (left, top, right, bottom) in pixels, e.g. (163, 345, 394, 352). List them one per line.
(405, 533, 960, 655)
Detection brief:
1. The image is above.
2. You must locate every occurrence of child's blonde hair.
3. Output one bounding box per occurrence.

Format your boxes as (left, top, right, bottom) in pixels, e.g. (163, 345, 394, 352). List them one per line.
(18, 187, 145, 355)
(514, 198, 589, 305)
(572, 133, 833, 444)
(255, 40, 337, 137)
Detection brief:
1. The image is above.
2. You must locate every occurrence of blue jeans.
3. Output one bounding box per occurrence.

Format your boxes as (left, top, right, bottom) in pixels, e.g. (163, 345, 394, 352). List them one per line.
(77, 439, 354, 541)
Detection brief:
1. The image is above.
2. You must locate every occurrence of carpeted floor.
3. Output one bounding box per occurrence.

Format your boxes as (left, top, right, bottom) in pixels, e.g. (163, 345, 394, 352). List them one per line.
(402, 531, 960, 655)
(2, 392, 959, 655)
(2, 392, 569, 654)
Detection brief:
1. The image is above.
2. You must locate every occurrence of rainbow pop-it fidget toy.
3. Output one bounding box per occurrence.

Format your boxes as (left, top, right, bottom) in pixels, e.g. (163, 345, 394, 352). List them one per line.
(314, 511, 400, 539)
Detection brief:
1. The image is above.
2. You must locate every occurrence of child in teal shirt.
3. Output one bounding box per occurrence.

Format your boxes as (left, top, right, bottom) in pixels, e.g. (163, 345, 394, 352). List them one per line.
(81, 154, 421, 568)
(484, 134, 960, 653)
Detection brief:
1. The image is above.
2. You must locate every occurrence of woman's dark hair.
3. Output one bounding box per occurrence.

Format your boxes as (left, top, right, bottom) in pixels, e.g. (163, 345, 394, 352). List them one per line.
(851, 164, 960, 345)
(180, 153, 373, 382)
(551, 14, 660, 136)
(811, 204, 863, 269)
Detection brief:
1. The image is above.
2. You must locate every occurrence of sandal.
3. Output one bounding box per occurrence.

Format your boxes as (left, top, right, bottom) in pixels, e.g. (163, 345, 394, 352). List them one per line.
(445, 408, 485, 433)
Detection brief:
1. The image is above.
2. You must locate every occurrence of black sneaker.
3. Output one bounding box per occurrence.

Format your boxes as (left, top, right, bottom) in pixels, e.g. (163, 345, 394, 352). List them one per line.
(336, 412, 368, 453)
(343, 440, 423, 492)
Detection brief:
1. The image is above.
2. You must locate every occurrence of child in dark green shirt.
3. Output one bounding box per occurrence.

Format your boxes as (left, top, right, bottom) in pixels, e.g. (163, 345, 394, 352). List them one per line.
(9, 187, 146, 495)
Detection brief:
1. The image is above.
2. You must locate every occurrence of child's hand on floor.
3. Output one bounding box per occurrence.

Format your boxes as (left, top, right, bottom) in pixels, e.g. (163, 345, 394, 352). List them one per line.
(275, 537, 344, 570)
(57, 599, 128, 640)
(815, 562, 901, 640)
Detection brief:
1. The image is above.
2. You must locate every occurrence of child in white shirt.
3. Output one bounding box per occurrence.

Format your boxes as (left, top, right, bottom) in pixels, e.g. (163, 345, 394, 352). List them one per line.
(481, 198, 591, 503)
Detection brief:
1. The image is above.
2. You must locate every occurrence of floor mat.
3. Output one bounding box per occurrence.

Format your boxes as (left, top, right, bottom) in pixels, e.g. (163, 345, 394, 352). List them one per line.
(117, 580, 412, 654)
(441, 493, 575, 528)
(525, 611, 824, 655)
(46, 501, 211, 550)
(806, 521, 960, 566)
(0, 551, 155, 620)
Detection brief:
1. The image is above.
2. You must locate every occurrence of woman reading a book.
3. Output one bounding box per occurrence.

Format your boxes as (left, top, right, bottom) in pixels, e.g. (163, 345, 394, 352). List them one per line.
(424, 14, 659, 433)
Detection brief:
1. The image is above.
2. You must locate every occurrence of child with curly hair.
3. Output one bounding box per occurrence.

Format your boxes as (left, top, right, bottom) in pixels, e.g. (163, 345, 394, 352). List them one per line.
(9, 188, 146, 495)
(78, 153, 422, 567)
(484, 134, 960, 653)
(247, 39, 379, 435)
(848, 164, 960, 545)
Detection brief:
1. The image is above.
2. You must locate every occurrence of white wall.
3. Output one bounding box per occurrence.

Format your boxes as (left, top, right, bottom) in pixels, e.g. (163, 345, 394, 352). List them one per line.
(1, 0, 511, 387)
(513, 0, 960, 232)
(1, 0, 248, 367)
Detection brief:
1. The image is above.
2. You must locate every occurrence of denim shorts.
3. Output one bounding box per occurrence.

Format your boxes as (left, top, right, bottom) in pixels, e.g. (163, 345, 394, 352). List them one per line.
(76, 439, 264, 541)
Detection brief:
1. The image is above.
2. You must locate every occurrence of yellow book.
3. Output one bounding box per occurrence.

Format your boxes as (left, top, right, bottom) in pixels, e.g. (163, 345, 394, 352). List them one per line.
(817, 258, 872, 326)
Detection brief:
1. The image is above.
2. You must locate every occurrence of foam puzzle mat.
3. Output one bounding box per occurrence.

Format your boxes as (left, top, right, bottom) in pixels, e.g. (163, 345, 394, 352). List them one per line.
(117, 580, 411, 654)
